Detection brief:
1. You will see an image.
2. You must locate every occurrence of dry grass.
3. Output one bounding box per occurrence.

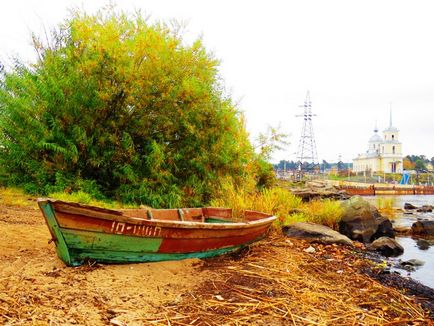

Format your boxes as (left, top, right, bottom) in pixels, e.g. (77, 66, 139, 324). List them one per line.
(145, 236, 431, 325)
(211, 182, 343, 230)
(0, 187, 138, 210)
(0, 187, 36, 207)
(376, 197, 397, 218)
(48, 191, 139, 209)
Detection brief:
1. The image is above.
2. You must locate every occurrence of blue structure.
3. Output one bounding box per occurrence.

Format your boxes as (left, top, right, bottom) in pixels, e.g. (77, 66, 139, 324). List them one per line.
(399, 171, 410, 185)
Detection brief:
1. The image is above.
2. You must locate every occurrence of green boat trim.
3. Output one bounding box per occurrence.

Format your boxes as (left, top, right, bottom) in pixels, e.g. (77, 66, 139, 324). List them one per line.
(39, 201, 73, 266)
(68, 245, 246, 266)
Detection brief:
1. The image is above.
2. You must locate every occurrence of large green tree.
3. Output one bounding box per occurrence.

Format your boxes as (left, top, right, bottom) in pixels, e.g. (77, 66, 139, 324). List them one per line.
(0, 9, 261, 207)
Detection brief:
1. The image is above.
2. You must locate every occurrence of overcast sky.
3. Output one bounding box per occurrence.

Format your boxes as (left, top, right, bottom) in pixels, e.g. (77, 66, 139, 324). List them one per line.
(1, 0, 433, 163)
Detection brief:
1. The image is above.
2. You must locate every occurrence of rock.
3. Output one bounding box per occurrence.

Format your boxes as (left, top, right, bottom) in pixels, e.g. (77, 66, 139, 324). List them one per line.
(393, 226, 411, 234)
(411, 220, 434, 236)
(371, 218, 395, 240)
(400, 259, 425, 267)
(416, 239, 431, 250)
(303, 246, 316, 253)
(290, 181, 350, 202)
(368, 237, 404, 257)
(282, 222, 353, 246)
(339, 196, 394, 243)
(404, 203, 418, 210)
(416, 205, 433, 213)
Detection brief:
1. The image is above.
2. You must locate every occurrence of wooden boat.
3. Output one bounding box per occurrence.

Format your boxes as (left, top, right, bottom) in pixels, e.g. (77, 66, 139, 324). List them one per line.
(38, 198, 277, 266)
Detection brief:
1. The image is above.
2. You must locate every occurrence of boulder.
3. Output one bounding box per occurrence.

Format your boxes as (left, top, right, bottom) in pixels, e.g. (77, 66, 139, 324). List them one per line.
(411, 220, 434, 237)
(404, 203, 418, 210)
(282, 222, 353, 246)
(339, 196, 394, 243)
(416, 205, 433, 213)
(368, 237, 404, 257)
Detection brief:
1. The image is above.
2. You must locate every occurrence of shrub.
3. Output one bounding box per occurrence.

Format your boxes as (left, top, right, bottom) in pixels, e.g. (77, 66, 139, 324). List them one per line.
(0, 8, 260, 208)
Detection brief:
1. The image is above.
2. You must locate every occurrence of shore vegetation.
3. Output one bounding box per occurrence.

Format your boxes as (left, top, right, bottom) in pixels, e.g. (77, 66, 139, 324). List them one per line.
(0, 8, 273, 208)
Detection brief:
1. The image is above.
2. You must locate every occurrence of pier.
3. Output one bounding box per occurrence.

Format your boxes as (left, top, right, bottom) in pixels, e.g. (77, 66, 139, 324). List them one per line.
(335, 182, 434, 196)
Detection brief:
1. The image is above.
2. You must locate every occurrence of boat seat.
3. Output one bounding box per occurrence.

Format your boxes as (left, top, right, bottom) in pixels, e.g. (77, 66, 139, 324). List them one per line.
(178, 208, 205, 222)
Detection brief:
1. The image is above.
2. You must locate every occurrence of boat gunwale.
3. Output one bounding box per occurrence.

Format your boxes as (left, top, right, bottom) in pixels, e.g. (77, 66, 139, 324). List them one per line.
(37, 198, 277, 230)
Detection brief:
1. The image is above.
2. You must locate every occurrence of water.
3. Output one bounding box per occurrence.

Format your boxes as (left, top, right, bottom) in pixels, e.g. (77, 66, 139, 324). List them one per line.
(366, 195, 434, 289)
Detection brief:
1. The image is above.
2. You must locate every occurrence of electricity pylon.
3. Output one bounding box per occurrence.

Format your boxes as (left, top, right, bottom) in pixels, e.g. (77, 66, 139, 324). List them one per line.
(295, 91, 319, 173)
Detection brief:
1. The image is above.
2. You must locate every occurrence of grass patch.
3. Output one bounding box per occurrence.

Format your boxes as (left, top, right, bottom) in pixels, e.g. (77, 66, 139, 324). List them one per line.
(48, 191, 139, 209)
(375, 196, 396, 218)
(299, 199, 343, 229)
(0, 187, 36, 207)
(211, 182, 343, 231)
(0, 187, 139, 210)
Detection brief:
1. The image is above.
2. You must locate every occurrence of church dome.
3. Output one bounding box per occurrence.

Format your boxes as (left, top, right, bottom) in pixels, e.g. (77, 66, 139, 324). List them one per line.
(369, 133, 382, 143)
(368, 124, 382, 143)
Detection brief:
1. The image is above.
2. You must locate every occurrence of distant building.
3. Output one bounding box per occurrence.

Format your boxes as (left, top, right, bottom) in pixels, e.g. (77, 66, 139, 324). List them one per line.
(353, 111, 403, 174)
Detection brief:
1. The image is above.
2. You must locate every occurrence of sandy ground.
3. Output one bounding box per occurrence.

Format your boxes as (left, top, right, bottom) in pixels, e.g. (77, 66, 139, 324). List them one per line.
(0, 197, 432, 325)
(0, 201, 209, 325)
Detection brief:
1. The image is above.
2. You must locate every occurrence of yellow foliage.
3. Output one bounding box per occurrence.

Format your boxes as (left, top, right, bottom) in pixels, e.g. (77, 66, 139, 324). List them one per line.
(376, 196, 396, 218)
(211, 181, 343, 231)
(299, 199, 343, 230)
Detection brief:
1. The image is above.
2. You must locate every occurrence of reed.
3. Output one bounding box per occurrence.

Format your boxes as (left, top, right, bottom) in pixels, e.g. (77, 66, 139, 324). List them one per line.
(300, 199, 343, 230)
(210, 181, 303, 228)
(376, 196, 396, 218)
(211, 182, 343, 230)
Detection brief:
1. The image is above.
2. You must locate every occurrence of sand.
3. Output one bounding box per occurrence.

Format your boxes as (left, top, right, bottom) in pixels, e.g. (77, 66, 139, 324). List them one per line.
(0, 196, 432, 325)
(0, 201, 208, 325)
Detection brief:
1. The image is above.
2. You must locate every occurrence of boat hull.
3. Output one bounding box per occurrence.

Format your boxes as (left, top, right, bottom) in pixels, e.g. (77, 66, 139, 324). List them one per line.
(38, 199, 276, 266)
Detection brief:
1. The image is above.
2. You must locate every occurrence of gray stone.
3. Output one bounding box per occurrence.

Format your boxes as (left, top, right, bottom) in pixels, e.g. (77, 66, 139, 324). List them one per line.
(303, 246, 316, 253)
(368, 237, 404, 257)
(404, 203, 418, 210)
(339, 196, 394, 243)
(282, 222, 353, 246)
(416, 239, 432, 250)
(400, 259, 425, 267)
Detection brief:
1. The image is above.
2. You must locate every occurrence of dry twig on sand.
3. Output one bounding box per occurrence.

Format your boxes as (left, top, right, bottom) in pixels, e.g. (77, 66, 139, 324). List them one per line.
(147, 236, 432, 325)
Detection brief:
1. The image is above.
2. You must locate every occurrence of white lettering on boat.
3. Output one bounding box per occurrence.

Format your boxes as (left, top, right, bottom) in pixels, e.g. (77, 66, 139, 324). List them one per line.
(110, 222, 161, 237)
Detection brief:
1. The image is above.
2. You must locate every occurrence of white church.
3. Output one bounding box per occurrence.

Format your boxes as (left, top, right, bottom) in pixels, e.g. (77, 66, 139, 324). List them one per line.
(353, 111, 403, 174)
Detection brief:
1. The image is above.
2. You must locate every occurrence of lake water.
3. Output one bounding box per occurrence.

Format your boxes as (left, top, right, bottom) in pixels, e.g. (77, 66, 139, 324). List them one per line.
(366, 195, 434, 289)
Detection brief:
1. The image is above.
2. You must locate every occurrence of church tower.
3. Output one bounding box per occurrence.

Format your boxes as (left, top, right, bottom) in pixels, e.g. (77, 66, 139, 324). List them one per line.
(381, 108, 402, 173)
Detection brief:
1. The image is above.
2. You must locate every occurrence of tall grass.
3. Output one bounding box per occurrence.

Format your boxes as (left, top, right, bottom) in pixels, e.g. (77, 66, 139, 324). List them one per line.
(0, 187, 35, 207)
(376, 196, 396, 218)
(210, 182, 302, 219)
(48, 191, 140, 209)
(210, 181, 343, 230)
(299, 199, 343, 229)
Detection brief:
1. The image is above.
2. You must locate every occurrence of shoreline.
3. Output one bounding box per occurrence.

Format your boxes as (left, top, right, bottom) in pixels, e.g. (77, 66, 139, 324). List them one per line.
(354, 247, 434, 318)
(0, 194, 432, 324)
